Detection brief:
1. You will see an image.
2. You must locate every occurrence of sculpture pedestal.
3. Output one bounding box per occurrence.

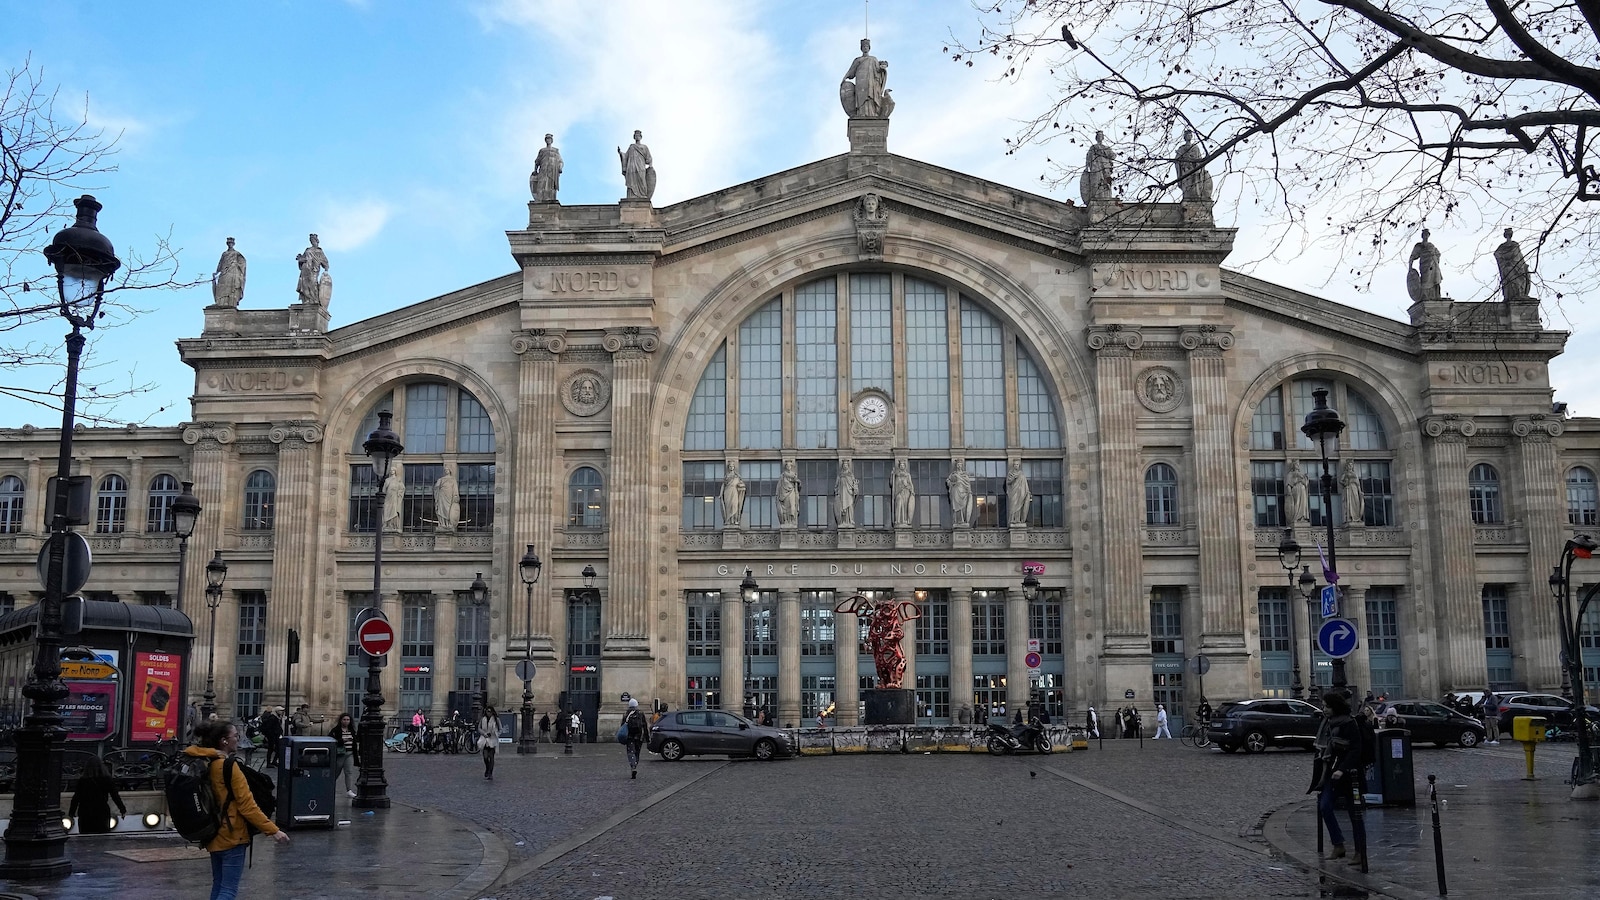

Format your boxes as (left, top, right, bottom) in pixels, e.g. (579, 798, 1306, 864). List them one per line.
(863, 688, 915, 725)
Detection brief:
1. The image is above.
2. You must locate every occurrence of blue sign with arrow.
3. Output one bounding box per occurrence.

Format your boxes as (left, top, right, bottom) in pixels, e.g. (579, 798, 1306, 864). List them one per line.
(1317, 618, 1360, 659)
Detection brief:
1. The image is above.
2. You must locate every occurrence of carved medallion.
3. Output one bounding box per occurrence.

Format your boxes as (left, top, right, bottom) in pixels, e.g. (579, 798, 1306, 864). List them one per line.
(1137, 366, 1183, 413)
(561, 369, 611, 417)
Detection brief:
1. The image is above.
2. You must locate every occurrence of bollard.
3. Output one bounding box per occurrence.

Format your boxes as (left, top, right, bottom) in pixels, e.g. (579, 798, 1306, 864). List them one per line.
(1352, 779, 1369, 874)
(1524, 741, 1537, 780)
(1428, 774, 1447, 897)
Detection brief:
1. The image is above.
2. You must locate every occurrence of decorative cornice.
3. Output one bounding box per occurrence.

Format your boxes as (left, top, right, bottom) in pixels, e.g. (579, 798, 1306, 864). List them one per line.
(603, 326, 660, 355)
(521, 252, 659, 267)
(512, 328, 567, 356)
(1421, 415, 1477, 441)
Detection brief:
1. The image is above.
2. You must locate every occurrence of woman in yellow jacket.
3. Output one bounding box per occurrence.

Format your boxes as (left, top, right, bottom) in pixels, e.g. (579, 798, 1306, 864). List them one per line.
(185, 720, 289, 900)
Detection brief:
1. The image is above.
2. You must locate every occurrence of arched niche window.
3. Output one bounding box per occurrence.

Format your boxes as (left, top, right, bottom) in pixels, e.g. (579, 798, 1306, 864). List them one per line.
(1469, 464, 1503, 525)
(1569, 466, 1598, 526)
(146, 474, 180, 533)
(0, 475, 23, 534)
(1248, 378, 1395, 529)
(1144, 463, 1179, 526)
(347, 382, 498, 532)
(568, 467, 605, 528)
(95, 474, 128, 534)
(680, 272, 1065, 532)
(244, 470, 277, 531)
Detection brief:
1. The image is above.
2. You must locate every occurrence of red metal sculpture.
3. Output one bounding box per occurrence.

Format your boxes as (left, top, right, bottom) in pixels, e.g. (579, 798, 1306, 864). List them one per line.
(833, 593, 922, 689)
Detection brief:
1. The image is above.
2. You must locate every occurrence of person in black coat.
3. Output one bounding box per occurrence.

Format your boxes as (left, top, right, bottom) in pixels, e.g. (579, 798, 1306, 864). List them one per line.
(70, 756, 126, 834)
(1313, 692, 1367, 866)
(260, 707, 285, 767)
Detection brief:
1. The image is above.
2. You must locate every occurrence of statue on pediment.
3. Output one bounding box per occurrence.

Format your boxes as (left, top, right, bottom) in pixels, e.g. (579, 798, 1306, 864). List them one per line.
(854, 193, 889, 259)
(211, 237, 246, 308)
(296, 233, 331, 308)
(1081, 131, 1114, 202)
(1174, 130, 1213, 203)
(532, 133, 562, 203)
(1407, 229, 1442, 302)
(840, 39, 894, 118)
(1494, 228, 1531, 303)
(618, 130, 656, 201)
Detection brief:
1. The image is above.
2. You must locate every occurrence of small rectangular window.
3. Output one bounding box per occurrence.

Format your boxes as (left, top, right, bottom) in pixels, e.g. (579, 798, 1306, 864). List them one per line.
(681, 462, 723, 529)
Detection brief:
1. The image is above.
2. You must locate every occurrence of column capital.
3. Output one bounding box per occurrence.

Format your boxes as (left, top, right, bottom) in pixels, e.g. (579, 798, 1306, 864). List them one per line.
(602, 326, 659, 356)
(181, 421, 236, 449)
(1178, 324, 1234, 355)
(1421, 414, 1476, 442)
(511, 328, 567, 356)
(1511, 414, 1564, 441)
(268, 420, 325, 446)
(1086, 324, 1143, 356)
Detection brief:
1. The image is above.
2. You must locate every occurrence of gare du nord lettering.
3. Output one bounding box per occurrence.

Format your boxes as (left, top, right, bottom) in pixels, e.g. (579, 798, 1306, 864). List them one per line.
(549, 269, 620, 293)
(1119, 268, 1191, 291)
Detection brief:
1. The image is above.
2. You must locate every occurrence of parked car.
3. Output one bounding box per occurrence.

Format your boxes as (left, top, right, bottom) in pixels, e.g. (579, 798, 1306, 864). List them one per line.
(1494, 693, 1600, 734)
(1207, 698, 1323, 753)
(1383, 700, 1485, 748)
(648, 709, 797, 761)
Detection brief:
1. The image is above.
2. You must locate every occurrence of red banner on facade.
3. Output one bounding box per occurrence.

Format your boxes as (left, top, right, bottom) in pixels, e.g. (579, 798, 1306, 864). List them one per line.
(132, 651, 182, 742)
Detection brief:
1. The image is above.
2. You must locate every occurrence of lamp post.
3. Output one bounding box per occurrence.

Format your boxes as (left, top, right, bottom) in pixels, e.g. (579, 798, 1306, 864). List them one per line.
(740, 567, 759, 719)
(1277, 530, 1305, 700)
(1298, 565, 1321, 701)
(1301, 388, 1349, 696)
(171, 481, 202, 615)
(1022, 569, 1041, 714)
(355, 410, 402, 809)
(2, 196, 121, 880)
(468, 571, 489, 730)
(517, 545, 542, 755)
(1552, 535, 1598, 786)
(199, 551, 228, 720)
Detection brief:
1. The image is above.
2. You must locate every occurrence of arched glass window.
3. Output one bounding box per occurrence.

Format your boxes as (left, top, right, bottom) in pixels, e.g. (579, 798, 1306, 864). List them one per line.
(685, 345, 727, 451)
(95, 474, 128, 534)
(347, 382, 497, 532)
(1469, 464, 1503, 524)
(1144, 464, 1179, 526)
(1568, 467, 1598, 526)
(738, 299, 782, 449)
(0, 475, 23, 534)
(568, 467, 605, 528)
(244, 470, 276, 531)
(146, 474, 179, 533)
(1249, 379, 1395, 529)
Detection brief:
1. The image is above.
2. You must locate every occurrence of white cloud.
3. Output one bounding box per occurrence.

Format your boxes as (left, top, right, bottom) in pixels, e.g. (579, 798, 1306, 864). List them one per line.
(314, 198, 393, 252)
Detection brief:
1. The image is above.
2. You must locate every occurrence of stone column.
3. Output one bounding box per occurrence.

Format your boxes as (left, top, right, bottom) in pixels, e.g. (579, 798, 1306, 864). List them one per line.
(510, 331, 564, 651)
(1422, 416, 1484, 690)
(381, 590, 404, 713)
(1180, 329, 1247, 677)
(265, 422, 322, 708)
(1006, 587, 1030, 714)
(127, 455, 147, 539)
(721, 591, 744, 715)
(835, 609, 860, 726)
(1342, 585, 1369, 694)
(1513, 416, 1566, 689)
(181, 423, 237, 703)
(1086, 327, 1148, 696)
(950, 586, 974, 723)
(435, 592, 459, 716)
(602, 328, 659, 653)
(777, 590, 801, 727)
(23, 455, 44, 535)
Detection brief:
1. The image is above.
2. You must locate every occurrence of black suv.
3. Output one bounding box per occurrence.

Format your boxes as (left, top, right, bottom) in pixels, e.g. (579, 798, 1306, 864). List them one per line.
(1208, 698, 1323, 753)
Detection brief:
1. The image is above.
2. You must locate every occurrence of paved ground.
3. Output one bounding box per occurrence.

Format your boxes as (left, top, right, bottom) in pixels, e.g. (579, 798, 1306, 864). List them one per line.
(1, 736, 1596, 899)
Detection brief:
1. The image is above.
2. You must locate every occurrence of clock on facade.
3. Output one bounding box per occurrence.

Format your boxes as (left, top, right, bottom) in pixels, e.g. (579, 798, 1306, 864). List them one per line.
(856, 395, 889, 427)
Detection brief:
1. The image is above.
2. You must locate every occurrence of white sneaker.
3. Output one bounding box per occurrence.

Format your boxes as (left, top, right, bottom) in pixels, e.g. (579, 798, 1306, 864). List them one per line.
(347, 790, 357, 798)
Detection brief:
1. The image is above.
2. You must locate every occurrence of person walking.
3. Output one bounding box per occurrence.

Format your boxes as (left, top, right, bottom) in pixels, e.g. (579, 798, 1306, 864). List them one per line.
(328, 713, 359, 798)
(539, 712, 552, 743)
(1154, 704, 1172, 739)
(1086, 705, 1100, 739)
(259, 707, 284, 768)
(478, 704, 500, 779)
(569, 709, 582, 744)
(622, 698, 651, 779)
(1481, 690, 1500, 744)
(69, 755, 126, 834)
(1311, 693, 1367, 866)
(185, 719, 289, 900)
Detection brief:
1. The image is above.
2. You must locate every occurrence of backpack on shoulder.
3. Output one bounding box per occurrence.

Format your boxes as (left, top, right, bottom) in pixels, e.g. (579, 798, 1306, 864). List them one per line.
(225, 757, 276, 829)
(165, 754, 226, 845)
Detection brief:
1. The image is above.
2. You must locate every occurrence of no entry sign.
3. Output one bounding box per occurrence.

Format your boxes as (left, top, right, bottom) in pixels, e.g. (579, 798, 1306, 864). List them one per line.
(357, 618, 395, 656)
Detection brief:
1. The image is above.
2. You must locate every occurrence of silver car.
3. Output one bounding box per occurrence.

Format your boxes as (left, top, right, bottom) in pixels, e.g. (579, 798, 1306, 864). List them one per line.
(647, 709, 796, 761)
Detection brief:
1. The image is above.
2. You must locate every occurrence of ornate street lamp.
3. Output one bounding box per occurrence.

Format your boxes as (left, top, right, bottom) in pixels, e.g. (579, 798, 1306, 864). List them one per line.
(1020, 569, 1040, 602)
(355, 410, 402, 810)
(172, 481, 202, 615)
(1276, 530, 1305, 700)
(739, 567, 759, 718)
(1298, 565, 1321, 700)
(200, 551, 229, 720)
(517, 546, 542, 755)
(1301, 388, 1348, 695)
(3, 196, 120, 880)
(468, 571, 489, 728)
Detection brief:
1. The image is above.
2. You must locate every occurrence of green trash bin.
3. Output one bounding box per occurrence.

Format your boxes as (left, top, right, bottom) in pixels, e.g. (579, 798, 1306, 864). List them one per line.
(276, 736, 338, 829)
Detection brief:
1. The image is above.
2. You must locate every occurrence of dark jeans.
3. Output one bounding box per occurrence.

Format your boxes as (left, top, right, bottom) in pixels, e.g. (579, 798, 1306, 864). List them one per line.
(209, 844, 247, 900)
(626, 741, 641, 770)
(482, 745, 496, 777)
(1317, 775, 1366, 849)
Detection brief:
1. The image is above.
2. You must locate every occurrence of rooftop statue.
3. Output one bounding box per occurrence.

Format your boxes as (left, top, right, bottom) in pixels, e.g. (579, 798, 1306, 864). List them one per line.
(1407, 229, 1442, 303)
(1174, 130, 1213, 203)
(531, 133, 562, 203)
(840, 38, 894, 118)
(1494, 228, 1531, 303)
(211, 237, 246, 308)
(296, 233, 331, 308)
(618, 130, 656, 201)
(1080, 131, 1114, 202)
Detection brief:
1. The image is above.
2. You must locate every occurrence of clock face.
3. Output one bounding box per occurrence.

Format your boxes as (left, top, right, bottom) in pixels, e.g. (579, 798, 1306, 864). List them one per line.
(856, 395, 889, 427)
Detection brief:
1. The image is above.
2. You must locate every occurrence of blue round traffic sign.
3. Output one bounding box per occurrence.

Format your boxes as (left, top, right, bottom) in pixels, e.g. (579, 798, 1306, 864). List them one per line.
(1317, 618, 1360, 659)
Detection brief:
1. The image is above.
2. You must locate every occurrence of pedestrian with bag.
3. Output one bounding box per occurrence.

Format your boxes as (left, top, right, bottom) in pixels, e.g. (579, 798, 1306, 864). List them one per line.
(539, 712, 552, 743)
(184, 719, 288, 900)
(621, 698, 650, 779)
(259, 707, 284, 768)
(478, 704, 499, 779)
(327, 712, 359, 798)
(1310, 692, 1366, 867)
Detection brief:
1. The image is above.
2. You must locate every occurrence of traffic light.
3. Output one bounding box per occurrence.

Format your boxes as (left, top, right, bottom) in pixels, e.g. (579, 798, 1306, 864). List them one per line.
(287, 628, 300, 665)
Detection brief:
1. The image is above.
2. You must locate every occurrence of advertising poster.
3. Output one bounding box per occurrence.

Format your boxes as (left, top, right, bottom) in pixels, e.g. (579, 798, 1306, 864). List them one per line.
(133, 651, 182, 742)
(64, 681, 116, 741)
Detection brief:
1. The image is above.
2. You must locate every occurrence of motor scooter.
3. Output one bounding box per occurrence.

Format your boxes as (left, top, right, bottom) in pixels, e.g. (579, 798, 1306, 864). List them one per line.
(986, 719, 1052, 755)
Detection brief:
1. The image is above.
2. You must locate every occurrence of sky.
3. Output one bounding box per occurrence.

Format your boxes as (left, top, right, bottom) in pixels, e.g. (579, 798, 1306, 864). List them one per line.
(2, 0, 1592, 427)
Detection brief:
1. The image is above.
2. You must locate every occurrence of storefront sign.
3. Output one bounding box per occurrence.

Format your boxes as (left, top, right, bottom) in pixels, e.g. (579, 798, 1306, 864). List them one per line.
(132, 652, 182, 742)
(64, 681, 116, 741)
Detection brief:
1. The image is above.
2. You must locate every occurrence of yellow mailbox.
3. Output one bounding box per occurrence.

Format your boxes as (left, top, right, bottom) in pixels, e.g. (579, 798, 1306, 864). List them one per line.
(1513, 715, 1548, 780)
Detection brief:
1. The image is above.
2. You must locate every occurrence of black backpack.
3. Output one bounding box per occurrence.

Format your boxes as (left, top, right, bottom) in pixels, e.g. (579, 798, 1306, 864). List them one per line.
(225, 758, 276, 830)
(165, 754, 225, 845)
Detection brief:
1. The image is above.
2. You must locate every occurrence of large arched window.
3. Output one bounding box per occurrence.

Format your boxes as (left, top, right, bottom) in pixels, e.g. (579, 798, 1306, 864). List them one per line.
(0, 475, 23, 534)
(568, 467, 605, 528)
(1248, 379, 1394, 529)
(95, 474, 128, 534)
(1469, 464, 1503, 524)
(146, 474, 179, 533)
(244, 470, 276, 531)
(680, 272, 1064, 531)
(348, 382, 498, 532)
(1144, 463, 1179, 526)
(1568, 467, 1598, 526)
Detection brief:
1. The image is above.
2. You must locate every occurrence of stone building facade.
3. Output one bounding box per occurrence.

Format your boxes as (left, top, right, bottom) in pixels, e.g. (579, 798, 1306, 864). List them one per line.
(3, 105, 1598, 736)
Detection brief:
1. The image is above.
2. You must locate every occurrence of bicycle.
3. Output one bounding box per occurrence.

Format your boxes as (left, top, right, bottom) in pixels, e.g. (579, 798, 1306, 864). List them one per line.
(1180, 721, 1212, 748)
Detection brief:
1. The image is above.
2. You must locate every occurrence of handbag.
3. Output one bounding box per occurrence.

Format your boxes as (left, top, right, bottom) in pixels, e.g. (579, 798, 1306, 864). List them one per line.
(615, 722, 629, 744)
